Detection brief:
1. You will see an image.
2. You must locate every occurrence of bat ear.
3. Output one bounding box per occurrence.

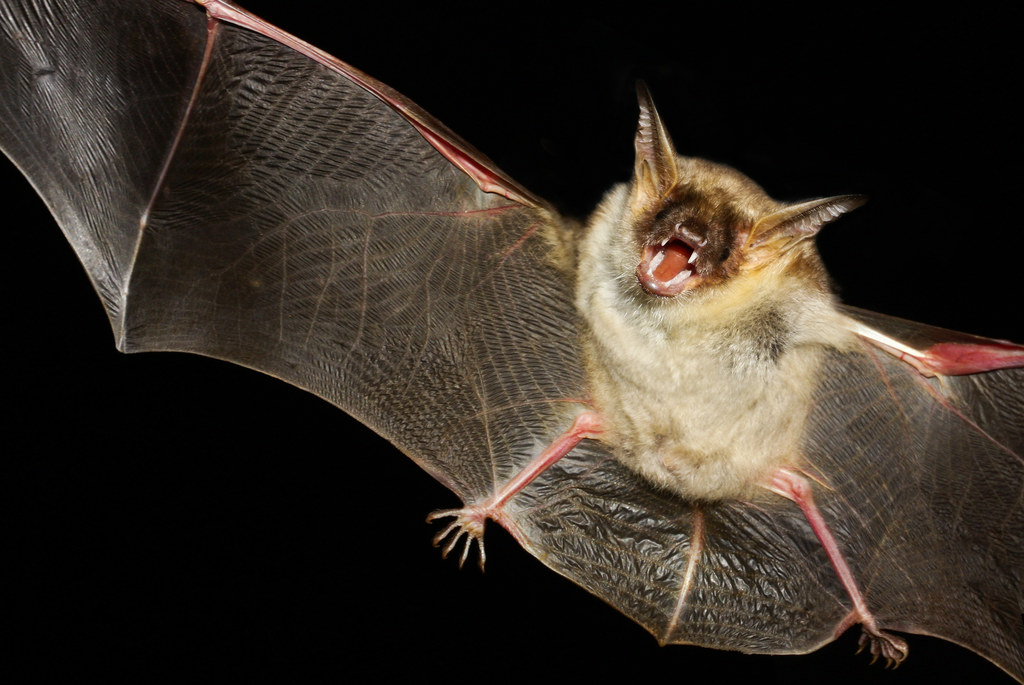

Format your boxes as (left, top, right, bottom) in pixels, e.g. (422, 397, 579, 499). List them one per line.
(749, 194, 866, 250)
(632, 82, 680, 210)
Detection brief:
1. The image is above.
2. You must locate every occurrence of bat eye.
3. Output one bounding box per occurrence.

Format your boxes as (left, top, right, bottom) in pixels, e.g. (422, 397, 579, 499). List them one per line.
(719, 247, 731, 262)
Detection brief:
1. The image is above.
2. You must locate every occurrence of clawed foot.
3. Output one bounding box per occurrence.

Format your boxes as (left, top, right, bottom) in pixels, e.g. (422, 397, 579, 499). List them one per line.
(426, 506, 490, 571)
(857, 626, 909, 668)
(422, 413, 601, 572)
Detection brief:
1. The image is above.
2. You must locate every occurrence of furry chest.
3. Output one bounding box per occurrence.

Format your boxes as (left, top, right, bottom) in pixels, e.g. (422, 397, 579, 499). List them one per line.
(585, 321, 823, 500)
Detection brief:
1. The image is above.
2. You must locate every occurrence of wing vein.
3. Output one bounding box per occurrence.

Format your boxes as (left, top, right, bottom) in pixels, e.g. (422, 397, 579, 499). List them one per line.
(664, 507, 704, 641)
(122, 15, 220, 348)
(339, 225, 372, 371)
(915, 371, 1024, 466)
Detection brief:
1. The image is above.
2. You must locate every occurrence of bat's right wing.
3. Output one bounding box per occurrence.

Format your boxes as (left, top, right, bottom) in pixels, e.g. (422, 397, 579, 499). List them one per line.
(0, 0, 583, 505)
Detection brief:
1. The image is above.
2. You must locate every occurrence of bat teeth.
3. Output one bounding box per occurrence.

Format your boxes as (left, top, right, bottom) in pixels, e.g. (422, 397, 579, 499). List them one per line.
(669, 269, 693, 284)
(660, 237, 670, 247)
(688, 249, 698, 264)
(648, 248, 666, 272)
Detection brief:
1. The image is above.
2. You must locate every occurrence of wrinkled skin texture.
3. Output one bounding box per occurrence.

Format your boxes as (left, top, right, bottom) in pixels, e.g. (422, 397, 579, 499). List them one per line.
(0, 1, 1019, 683)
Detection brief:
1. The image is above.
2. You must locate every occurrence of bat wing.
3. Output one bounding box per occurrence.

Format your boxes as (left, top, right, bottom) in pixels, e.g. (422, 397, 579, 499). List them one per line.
(2, 1, 1021, 681)
(0, 0, 579, 503)
(803, 307, 1024, 675)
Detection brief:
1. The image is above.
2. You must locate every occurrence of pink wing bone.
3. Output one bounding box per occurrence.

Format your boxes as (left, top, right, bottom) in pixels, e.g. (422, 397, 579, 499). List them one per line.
(190, 0, 546, 209)
(428, 411, 605, 570)
(843, 315, 1024, 377)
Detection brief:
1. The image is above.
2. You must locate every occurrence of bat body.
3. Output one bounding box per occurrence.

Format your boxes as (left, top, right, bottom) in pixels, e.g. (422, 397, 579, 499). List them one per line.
(576, 135, 860, 503)
(0, 2, 1019, 679)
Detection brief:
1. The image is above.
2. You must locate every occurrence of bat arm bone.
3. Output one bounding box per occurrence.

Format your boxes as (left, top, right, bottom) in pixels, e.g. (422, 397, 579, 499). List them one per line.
(427, 410, 604, 570)
(768, 468, 909, 666)
(191, 0, 544, 210)
(845, 320, 939, 377)
(846, 318, 1024, 376)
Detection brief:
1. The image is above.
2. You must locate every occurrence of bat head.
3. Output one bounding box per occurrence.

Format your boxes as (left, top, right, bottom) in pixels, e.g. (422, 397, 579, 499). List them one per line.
(629, 84, 865, 301)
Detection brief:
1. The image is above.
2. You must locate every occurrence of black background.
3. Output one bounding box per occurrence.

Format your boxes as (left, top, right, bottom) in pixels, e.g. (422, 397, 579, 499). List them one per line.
(4, 2, 1021, 682)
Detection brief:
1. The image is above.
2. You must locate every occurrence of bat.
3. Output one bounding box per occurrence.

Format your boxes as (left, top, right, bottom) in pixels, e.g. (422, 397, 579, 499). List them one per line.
(4, 2, 1019, 679)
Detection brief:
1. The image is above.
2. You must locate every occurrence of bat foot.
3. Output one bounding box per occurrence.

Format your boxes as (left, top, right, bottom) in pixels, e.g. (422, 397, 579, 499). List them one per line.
(426, 506, 489, 571)
(857, 627, 909, 668)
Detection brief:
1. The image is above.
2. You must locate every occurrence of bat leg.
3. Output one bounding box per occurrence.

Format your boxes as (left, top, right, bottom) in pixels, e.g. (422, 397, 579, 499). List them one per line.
(427, 410, 604, 571)
(768, 468, 910, 667)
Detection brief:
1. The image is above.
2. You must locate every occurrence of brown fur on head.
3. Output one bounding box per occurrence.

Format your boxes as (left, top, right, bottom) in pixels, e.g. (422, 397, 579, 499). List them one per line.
(629, 84, 864, 306)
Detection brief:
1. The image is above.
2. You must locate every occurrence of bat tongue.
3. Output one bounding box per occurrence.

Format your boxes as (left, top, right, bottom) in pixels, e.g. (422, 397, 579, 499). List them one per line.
(652, 241, 692, 281)
(637, 239, 696, 296)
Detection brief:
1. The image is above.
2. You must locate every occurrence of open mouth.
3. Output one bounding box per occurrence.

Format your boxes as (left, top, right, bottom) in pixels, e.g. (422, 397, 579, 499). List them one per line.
(636, 234, 701, 296)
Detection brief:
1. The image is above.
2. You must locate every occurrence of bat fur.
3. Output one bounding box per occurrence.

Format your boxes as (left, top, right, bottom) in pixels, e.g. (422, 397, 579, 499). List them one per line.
(576, 89, 862, 501)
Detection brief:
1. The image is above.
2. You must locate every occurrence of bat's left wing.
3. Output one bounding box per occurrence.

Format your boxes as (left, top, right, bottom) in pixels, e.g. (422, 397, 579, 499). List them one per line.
(793, 306, 1024, 677)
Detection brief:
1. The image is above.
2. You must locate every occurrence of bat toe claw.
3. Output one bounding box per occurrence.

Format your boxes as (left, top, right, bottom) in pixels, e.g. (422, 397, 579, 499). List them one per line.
(426, 506, 489, 571)
(857, 627, 909, 668)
